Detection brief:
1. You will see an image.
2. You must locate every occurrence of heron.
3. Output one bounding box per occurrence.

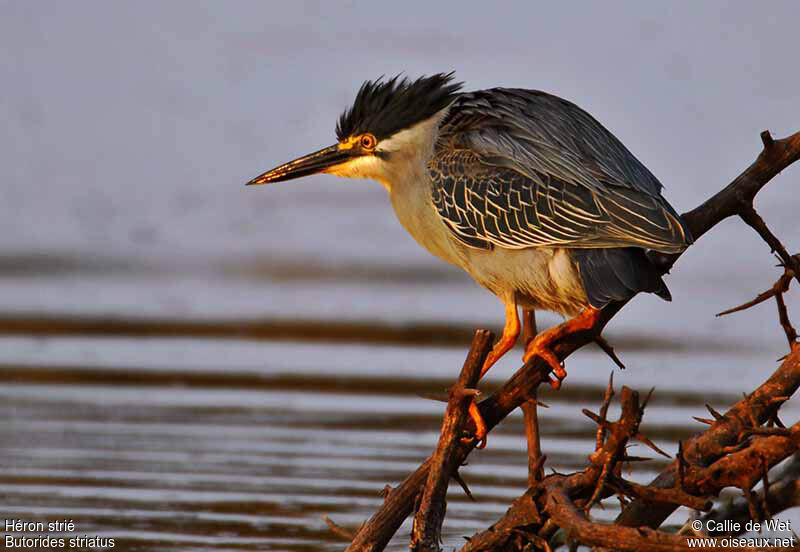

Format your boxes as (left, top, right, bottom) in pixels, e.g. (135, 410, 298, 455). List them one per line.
(246, 73, 691, 447)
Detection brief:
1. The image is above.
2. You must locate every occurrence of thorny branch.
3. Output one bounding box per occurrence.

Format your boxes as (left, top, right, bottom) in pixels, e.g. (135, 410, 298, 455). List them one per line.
(460, 350, 800, 552)
(410, 330, 492, 552)
(700, 454, 800, 534)
(718, 255, 799, 353)
(339, 130, 800, 552)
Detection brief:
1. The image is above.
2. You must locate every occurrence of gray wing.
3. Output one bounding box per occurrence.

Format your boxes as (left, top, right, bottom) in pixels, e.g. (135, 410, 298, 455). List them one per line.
(430, 88, 691, 253)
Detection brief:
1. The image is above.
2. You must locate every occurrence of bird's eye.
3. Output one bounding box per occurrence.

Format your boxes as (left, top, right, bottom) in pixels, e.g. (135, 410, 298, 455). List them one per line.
(360, 134, 377, 150)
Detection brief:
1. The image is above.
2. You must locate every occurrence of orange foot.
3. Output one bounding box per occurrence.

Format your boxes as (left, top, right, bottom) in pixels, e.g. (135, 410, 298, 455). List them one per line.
(461, 301, 520, 449)
(523, 306, 601, 389)
(464, 401, 487, 449)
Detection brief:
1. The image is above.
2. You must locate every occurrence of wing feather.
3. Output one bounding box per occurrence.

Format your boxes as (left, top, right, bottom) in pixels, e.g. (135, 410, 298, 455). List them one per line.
(430, 89, 691, 253)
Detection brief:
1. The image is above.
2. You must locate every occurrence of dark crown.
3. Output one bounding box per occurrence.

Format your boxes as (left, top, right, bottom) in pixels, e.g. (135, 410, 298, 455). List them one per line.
(335, 73, 463, 141)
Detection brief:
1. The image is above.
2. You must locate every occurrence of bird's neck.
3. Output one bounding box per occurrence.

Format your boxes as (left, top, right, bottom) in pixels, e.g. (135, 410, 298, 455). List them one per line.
(376, 113, 443, 193)
(383, 114, 462, 266)
(383, 114, 441, 215)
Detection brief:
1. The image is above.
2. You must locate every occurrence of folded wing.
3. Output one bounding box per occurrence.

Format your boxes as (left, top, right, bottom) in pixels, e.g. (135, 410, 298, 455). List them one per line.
(430, 88, 691, 253)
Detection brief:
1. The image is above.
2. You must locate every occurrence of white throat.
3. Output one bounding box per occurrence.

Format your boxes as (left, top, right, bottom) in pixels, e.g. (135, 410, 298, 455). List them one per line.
(382, 112, 462, 265)
(374, 112, 444, 190)
(328, 109, 462, 265)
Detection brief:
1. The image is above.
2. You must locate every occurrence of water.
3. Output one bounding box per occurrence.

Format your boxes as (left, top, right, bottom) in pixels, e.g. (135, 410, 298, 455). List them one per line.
(2, 2, 799, 550)
(1, 301, 797, 550)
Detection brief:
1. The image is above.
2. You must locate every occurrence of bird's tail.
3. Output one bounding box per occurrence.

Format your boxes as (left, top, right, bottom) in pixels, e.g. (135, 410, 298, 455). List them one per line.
(572, 247, 671, 308)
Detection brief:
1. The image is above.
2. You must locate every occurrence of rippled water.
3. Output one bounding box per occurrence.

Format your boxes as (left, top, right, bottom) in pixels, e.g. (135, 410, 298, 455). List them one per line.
(1, 187, 797, 552)
(3, 2, 800, 550)
(1, 301, 798, 551)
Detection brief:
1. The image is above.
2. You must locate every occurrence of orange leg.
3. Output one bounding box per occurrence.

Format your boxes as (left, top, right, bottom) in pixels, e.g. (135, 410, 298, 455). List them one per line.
(480, 301, 521, 378)
(467, 401, 487, 449)
(523, 306, 601, 389)
(466, 301, 520, 449)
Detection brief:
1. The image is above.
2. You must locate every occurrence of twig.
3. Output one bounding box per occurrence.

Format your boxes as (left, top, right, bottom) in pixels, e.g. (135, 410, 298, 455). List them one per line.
(522, 397, 544, 485)
(596, 373, 615, 451)
(585, 387, 643, 513)
(705, 404, 725, 421)
(716, 254, 797, 351)
(716, 271, 792, 317)
(679, 130, 800, 257)
(324, 515, 355, 540)
(521, 309, 537, 348)
(451, 470, 474, 501)
(522, 309, 545, 485)
(739, 204, 800, 286)
(634, 433, 671, 459)
(775, 289, 799, 351)
(608, 477, 711, 511)
(594, 336, 626, 370)
(410, 330, 493, 552)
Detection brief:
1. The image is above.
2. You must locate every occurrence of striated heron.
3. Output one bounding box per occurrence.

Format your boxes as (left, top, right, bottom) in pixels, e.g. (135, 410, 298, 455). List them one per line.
(246, 73, 691, 446)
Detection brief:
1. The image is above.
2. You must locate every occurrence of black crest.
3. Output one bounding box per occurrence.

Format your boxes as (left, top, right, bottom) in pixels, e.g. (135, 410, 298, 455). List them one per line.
(335, 73, 463, 141)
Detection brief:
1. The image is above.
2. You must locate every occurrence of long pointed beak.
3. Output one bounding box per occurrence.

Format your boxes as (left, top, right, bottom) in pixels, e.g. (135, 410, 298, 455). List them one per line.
(246, 144, 352, 185)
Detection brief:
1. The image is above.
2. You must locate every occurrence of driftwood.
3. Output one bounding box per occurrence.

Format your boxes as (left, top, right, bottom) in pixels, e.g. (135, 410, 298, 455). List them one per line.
(337, 129, 800, 551)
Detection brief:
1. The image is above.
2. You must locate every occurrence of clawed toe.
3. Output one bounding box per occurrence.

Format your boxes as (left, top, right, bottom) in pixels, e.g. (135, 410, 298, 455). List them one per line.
(524, 337, 567, 387)
(521, 306, 601, 389)
(462, 400, 488, 449)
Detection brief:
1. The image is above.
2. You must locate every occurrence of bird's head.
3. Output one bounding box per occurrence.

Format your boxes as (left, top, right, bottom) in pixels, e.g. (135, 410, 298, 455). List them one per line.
(246, 73, 462, 189)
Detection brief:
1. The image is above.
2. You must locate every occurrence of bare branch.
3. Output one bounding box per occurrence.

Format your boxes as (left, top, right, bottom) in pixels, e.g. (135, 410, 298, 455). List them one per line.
(596, 372, 615, 451)
(775, 290, 799, 351)
(594, 336, 627, 370)
(324, 515, 355, 540)
(701, 454, 800, 534)
(608, 477, 711, 512)
(739, 205, 800, 285)
(717, 270, 793, 317)
(345, 128, 800, 552)
(522, 397, 544, 485)
(616, 348, 800, 529)
(410, 330, 493, 552)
